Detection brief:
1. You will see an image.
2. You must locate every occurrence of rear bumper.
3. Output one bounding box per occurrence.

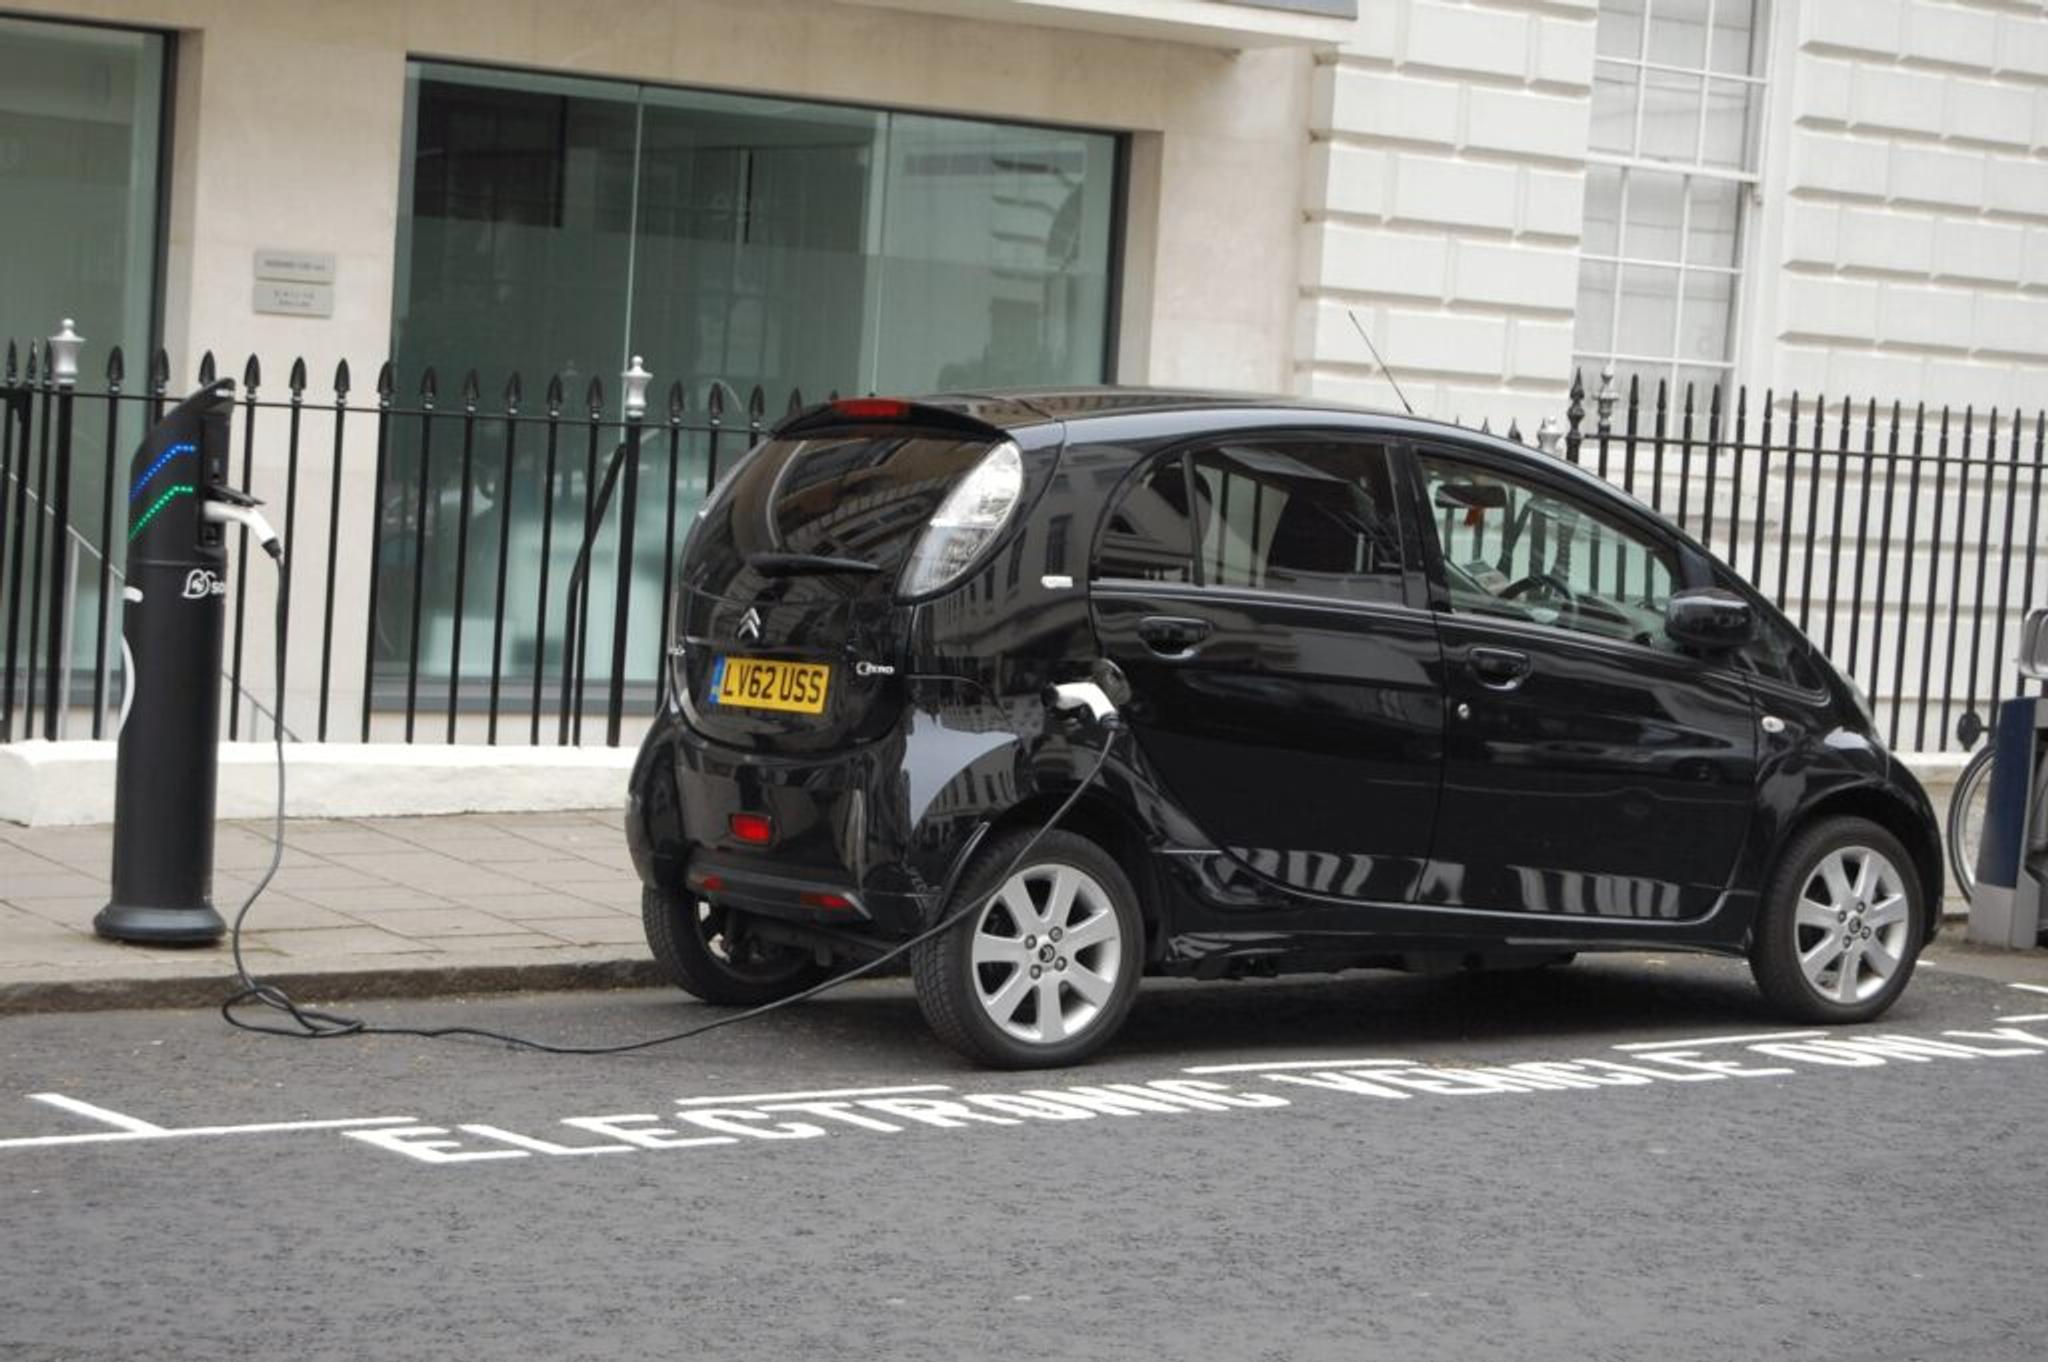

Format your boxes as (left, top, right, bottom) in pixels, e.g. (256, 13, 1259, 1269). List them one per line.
(626, 697, 1020, 939)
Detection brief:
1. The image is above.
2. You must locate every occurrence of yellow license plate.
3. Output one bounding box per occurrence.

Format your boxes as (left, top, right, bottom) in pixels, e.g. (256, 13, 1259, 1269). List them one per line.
(711, 656, 831, 714)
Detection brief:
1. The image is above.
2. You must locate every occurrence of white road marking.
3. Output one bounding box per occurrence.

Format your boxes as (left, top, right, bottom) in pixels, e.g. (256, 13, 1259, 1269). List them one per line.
(2000, 1013, 2048, 1023)
(0, 1092, 418, 1151)
(31, 1093, 166, 1134)
(1181, 1059, 1415, 1074)
(1612, 1030, 1826, 1052)
(673, 1084, 952, 1107)
(2008, 983, 2048, 996)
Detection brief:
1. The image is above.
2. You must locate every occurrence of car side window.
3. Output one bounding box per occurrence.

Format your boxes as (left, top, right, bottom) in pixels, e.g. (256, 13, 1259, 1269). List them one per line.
(1417, 451, 1680, 651)
(1188, 440, 1403, 604)
(1094, 456, 1195, 583)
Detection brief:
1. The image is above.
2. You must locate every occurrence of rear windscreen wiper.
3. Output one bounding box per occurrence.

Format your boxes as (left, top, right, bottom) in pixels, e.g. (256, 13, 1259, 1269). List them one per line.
(746, 551, 882, 576)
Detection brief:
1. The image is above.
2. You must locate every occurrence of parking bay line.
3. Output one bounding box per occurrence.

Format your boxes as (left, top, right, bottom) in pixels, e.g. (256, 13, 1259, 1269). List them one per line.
(0, 1092, 418, 1151)
(1611, 1030, 1826, 1052)
(2009, 983, 2048, 997)
(1181, 1059, 1415, 1075)
(674, 1083, 952, 1107)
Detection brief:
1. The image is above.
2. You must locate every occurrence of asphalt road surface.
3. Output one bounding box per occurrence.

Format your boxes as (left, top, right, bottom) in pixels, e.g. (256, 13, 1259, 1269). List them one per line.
(4, 953, 2047, 1362)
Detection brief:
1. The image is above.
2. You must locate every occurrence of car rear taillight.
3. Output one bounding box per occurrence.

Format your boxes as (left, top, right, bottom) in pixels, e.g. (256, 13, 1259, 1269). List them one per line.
(728, 813, 774, 845)
(832, 397, 911, 420)
(799, 891, 853, 911)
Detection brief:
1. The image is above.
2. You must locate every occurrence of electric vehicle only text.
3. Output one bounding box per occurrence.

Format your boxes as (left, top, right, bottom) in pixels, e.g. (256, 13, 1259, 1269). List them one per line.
(625, 391, 1943, 1068)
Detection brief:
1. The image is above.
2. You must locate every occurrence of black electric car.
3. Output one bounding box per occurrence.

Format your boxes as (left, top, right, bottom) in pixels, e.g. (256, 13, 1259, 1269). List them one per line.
(625, 390, 1942, 1067)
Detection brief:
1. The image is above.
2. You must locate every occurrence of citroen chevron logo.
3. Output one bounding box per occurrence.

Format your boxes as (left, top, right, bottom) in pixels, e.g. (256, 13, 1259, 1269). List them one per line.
(737, 607, 763, 642)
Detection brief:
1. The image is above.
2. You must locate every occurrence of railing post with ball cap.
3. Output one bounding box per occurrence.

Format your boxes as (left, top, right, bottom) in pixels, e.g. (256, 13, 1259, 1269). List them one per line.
(42, 319, 83, 739)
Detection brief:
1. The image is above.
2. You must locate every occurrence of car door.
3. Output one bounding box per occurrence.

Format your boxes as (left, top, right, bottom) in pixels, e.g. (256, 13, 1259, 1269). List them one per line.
(1089, 433, 1442, 904)
(1411, 443, 1758, 922)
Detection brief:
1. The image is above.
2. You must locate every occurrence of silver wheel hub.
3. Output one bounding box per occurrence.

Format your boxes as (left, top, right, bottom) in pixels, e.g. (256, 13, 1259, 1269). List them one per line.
(970, 863, 1124, 1046)
(1793, 846, 1910, 1004)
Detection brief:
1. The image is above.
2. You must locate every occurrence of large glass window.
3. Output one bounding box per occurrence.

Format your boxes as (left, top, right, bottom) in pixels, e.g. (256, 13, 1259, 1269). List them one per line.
(395, 62, 1118, 402)
(383, 63, 1119, 705)
(1576, 0, 1764, 399)
(0, 16, 165, 366)
(0, 16, 167, 695)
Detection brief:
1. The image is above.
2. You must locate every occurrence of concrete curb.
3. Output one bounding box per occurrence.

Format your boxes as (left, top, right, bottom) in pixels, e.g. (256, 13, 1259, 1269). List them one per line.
(0, 956, 664, 1017)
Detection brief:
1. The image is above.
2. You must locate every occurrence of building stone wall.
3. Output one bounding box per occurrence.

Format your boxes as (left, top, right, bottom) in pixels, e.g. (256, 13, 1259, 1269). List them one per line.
(1759, 0, 2048, 412)
(1293, 0, 2048, 426)
(1298, 0, 1599, 432)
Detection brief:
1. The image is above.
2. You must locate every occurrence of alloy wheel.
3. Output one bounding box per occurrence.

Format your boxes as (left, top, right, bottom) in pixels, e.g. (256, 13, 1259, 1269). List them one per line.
(969, 864, 1125, 1045)
(1793, 845, 1912, 1005)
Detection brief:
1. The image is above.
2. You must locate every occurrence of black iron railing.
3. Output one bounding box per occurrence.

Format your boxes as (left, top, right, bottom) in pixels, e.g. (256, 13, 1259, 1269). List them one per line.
(1, 337, 799, 749)
(2, 335, 2042, 752)
(1557, 369, 2046, 751)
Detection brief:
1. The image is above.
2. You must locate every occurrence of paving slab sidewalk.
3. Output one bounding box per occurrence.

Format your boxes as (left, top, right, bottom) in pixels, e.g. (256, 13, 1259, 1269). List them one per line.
(0, 810, 659, 1013)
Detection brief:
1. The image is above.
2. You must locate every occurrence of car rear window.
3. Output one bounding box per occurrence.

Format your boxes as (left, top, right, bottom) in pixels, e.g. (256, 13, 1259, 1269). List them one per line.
(694, 432, 999, 586)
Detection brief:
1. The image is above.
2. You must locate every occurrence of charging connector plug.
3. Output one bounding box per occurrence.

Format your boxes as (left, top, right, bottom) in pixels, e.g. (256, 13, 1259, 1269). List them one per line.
(1046, 680, 1120, 728)
(203, 496, 284, 562)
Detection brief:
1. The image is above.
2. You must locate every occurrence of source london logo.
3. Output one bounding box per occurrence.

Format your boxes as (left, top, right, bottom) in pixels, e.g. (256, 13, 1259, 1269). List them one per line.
(181, 569, 225, 600)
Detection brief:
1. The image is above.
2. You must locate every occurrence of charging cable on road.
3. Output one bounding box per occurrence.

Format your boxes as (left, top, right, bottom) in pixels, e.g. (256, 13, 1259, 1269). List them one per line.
(217, 516, 1121, 1055)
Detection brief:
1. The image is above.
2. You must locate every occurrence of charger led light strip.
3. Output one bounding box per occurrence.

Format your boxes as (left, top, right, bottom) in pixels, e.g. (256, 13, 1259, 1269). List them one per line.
(129, 442, 194, 502)
(128, 483, 195, 541)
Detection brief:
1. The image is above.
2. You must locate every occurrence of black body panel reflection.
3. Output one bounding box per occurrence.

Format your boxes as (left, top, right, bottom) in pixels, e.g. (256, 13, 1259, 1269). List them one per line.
(1096, 586, 1443, 907)
(1426, 616, 1757, 919)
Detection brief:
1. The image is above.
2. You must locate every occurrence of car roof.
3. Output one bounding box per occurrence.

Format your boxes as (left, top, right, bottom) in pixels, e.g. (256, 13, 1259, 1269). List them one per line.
(923, 386, 1717, 558)
(916, 386, 1405, 430)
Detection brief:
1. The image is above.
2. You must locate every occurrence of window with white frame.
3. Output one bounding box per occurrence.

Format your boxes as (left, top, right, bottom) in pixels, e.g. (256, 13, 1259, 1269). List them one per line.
(1575, 0, 1766, 403)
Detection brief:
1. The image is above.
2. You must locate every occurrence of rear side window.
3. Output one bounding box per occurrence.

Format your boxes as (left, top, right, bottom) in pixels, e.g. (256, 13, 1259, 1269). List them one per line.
(1095, 458, 1195, 583)
(1191, 441, 1403, 604)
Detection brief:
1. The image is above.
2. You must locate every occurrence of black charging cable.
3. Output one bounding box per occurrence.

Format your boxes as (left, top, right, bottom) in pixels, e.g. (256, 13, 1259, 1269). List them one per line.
(220, 548, 1120, 1054)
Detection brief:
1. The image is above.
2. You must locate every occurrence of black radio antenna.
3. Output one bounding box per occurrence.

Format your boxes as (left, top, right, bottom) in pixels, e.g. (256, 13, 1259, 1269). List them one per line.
(1347, 310, 1415, 416)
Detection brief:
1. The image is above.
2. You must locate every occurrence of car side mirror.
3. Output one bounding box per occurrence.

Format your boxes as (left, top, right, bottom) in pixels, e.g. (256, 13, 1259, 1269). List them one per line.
(1665, 588, 1755, 652)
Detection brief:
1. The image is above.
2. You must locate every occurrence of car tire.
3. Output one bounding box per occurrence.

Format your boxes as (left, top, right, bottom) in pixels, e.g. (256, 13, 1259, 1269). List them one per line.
(911, 829, 1144, 1069)
(643, 886, 830, 1007)
(1749, 817, 1925, 1024)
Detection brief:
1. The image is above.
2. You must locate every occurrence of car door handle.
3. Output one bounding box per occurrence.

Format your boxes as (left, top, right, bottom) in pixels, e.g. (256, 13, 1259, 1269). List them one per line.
(1468, 646, 1532, 689)
(1137, 615, 1211, 656)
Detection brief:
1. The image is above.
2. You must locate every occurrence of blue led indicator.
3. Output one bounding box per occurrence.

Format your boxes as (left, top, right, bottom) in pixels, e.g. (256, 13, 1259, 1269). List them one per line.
(130, 443, 195, 503)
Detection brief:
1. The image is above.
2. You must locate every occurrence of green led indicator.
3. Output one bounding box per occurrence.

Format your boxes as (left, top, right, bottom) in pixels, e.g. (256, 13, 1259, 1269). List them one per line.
(128, 483, 196, 542)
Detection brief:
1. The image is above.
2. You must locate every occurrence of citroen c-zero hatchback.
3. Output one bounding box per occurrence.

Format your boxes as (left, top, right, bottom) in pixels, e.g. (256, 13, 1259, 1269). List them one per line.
(624, 390, 1943, 1068)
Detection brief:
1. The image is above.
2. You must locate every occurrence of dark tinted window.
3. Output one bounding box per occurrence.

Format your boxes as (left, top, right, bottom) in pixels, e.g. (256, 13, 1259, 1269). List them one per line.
(1191, 441, 1403, 603)
(1094, 456, 1195, 583)
(689, 432, 996, 599)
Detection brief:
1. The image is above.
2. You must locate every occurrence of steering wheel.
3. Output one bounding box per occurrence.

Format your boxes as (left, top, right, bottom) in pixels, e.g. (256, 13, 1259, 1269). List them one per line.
(1500, 570, 1582, 620)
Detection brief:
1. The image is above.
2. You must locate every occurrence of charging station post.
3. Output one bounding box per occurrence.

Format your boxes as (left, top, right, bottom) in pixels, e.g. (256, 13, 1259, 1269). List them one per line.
(95, 380, 237, 945)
